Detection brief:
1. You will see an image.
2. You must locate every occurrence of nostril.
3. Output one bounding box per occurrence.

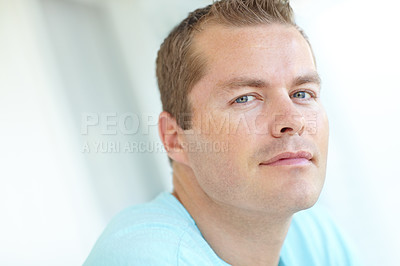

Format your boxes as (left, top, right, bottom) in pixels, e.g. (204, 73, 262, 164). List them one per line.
(280, 127, 292, 133)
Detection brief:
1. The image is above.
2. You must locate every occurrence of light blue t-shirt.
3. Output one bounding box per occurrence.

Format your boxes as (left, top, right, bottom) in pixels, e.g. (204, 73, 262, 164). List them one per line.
(84, 192, 358, 265)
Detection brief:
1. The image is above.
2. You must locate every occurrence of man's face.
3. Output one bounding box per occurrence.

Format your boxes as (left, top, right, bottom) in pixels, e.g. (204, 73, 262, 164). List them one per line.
(181, 24, 329, 216)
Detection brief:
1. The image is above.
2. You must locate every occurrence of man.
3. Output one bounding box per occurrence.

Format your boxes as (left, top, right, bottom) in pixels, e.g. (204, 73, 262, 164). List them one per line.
(85, 0, 358, 265)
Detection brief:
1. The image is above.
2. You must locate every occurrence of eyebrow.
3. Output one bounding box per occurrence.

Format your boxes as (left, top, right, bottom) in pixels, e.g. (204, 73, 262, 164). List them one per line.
(217, 72, 321, 92)
(217, 78, 269, 91)
(292, 72, 321, 87)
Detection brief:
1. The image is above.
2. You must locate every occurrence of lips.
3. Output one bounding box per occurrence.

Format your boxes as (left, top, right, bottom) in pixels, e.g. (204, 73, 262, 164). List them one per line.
(260, 151, 313, 166)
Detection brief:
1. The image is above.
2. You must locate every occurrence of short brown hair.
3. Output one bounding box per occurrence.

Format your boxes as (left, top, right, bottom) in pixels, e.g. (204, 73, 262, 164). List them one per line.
(156, 0, 309, 130)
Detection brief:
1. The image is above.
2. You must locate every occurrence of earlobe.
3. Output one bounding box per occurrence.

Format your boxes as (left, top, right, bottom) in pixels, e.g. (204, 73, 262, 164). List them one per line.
(158, 111, 188, 164)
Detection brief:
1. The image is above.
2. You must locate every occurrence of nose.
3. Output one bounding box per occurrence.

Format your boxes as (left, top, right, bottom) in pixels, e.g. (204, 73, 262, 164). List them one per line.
(271, 98, 305, 138)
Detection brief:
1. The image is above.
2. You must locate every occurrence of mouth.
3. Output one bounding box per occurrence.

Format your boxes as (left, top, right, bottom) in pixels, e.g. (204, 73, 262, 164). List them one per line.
(259, 151, 313, 167)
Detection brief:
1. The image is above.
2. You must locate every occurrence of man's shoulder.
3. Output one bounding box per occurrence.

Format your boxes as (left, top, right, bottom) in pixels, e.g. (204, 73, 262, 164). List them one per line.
(84, 192, 227, 266)
(290, 205, 347, 246)
(282, 205, 359, 266)
(102, 192, 193, 235)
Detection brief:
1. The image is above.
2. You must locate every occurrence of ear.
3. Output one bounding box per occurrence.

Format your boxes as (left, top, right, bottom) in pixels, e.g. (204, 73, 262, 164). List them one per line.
(158, 111, 189, 165)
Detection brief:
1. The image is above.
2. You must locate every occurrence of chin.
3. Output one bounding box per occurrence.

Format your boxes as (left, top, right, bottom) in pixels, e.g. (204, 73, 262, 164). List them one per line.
(286, 183, 322, 214)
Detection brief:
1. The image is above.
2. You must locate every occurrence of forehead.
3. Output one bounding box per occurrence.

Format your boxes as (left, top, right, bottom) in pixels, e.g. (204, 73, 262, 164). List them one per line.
(188, 23, 316, 104)
(193, 23, 314, 74)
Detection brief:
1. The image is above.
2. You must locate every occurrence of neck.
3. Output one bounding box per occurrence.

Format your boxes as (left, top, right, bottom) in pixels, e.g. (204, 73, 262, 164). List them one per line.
(172, 163, 292, 266)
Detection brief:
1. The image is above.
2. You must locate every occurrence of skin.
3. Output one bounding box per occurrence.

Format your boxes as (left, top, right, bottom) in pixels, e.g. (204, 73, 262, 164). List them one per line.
(159, 23, 329, 266)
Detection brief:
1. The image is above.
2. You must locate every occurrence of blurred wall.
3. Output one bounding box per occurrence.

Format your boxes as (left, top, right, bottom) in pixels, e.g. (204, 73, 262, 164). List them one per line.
(293, 2, 400, 265)
(1, 0, 399, 265)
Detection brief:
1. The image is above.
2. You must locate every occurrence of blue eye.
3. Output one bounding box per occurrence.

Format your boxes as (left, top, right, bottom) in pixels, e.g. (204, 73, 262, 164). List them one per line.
(235, 95, 255, 104)
(292, 91, 312, 99)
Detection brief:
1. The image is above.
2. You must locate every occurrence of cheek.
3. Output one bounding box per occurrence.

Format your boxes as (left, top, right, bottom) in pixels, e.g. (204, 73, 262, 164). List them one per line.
(186, 142, 245, 200)
(184, 123, 253, 195)
(312, 108, 329, 176)
(304, 106, 329, 144)
(317, 109, 329, 149)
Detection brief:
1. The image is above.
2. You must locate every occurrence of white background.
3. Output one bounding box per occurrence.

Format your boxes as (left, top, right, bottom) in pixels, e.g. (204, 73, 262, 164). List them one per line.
(1, 0, 399, 265)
